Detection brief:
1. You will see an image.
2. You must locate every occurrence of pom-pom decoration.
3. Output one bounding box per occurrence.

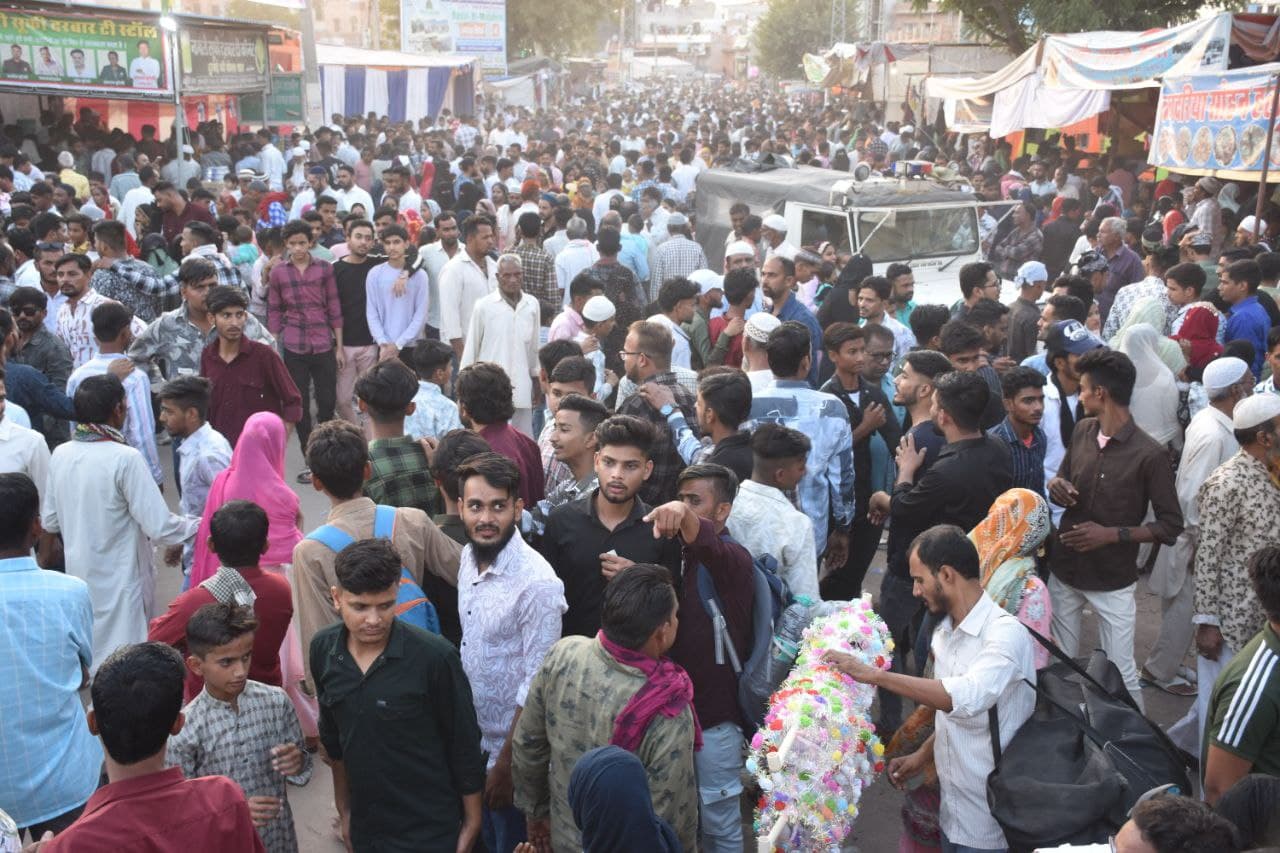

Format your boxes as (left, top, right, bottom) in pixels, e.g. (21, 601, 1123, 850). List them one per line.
(749, 594, 894, 852)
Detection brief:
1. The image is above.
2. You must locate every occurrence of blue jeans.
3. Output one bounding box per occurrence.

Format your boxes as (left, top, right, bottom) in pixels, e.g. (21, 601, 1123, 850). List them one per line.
(941, 834, 1006, 853)
(481, 803, 526, 853)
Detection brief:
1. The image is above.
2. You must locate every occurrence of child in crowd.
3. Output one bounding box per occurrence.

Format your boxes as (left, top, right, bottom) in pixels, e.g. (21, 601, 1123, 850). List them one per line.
(227, 224, 261, 287)
(156, 375, 232, 579)
(167, 602, 312, 853)
(406, 339, 463, 441)
(148, 500, 294, 703)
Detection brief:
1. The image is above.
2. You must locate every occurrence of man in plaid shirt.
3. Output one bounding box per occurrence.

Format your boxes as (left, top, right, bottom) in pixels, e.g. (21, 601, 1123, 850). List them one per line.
(356, 360, 439, 514)
(268, 220, 344, 474)
(650, 213, 708, 290)
(90, 220, 175, 322)
(512, 212, 557, 323)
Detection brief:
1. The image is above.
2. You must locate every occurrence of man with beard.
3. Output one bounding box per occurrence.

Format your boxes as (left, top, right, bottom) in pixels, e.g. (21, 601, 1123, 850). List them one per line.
(988, 367, 1048, 497)
(330, 163, 373, 217)
(761, 256, 821, 386)
(7, 286, 72, 445)
(685, 269, 723, 371)
(540, 415, 682, 637)
(824, 524, 1035, 853)
(454, 453, 566, 853)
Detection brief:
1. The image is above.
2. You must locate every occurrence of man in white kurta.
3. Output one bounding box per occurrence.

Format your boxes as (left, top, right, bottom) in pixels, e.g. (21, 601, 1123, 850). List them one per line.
(438, 222, 498, 357)
(41, 378, 198, 672)
(460, 255, 542, 436)
(67, 352, 162, 485)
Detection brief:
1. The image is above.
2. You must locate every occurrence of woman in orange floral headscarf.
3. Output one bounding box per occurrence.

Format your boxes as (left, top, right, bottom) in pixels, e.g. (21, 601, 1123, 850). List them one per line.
(883, 488, 1053, 852)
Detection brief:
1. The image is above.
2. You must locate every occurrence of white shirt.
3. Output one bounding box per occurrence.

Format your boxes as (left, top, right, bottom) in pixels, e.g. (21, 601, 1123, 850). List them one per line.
(647, 313, 692, 370)
(128, 56, 160, 88)
(460, 291, 541, 410)
(398, 187, 423, 215)
(593, 189, 624, 224)
(260, 144, 286, 192)
(57, 290, 111, 369)
(1176, 405, 1238, 529)
(727, 480, 818, 601)
(1041, 378, 1078, 526)
(175, 422, 232, 521)
(0, 415, 51, 506)
(120, 185, 154, 238)
(332, 185, 374, 216)
(554, 241, 600, 307)
(457, 534, 566, 768)
(438, 250, 497, 343)
(420, 243, 457, 330)
(932, 592, 1036, 850)
(671, 163, 699, 198)
(67, 353, 163, 485)
(42, 440, 198, 672)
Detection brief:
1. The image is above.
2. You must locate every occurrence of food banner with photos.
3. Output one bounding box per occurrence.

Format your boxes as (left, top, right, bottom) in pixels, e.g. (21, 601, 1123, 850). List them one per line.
(0, 7, 171, 99)
(1149, 63, 1280, 181)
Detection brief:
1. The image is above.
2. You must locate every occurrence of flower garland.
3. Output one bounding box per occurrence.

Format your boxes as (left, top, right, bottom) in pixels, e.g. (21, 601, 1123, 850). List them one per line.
(748, 597, 894, 852)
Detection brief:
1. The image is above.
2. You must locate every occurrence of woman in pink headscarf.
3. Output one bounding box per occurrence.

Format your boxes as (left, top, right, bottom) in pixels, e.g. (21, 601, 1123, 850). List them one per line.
(188, 412, 317, 734)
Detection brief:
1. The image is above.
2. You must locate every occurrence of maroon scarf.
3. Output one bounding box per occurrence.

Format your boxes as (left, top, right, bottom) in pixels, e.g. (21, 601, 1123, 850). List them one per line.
(597, 631, 702, 752)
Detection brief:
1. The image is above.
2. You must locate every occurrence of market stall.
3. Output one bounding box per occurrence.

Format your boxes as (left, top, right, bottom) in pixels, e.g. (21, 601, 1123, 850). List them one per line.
(0, 2, 270, 137)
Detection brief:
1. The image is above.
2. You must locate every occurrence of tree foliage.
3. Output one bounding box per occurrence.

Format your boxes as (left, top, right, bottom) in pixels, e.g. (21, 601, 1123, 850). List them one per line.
(754, 0, 842, 79)
(507, 0, 617, 58)
(917, 0, 1243, 56)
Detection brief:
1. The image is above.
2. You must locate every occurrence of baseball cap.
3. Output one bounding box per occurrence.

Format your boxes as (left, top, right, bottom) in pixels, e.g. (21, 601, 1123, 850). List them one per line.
(1075, 250, 1109, 275)
(1014, 261, 1048, 286)
(1233, 393, 1280, 430)
(688, 269, 723, 295)
(1045, 320, 1105, 356)
(745, 312, 781, 344)
(582, 295, 616, 323)
(237, 167, 257, 180)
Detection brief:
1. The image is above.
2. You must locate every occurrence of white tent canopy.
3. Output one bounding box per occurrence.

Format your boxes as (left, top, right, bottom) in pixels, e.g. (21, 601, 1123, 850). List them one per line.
(314, 43, 475, 69)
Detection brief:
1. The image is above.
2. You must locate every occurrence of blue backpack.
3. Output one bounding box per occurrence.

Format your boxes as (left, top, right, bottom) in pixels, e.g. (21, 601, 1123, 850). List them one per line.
(695, 534, 792, 733)
(304, 504, 440, 634)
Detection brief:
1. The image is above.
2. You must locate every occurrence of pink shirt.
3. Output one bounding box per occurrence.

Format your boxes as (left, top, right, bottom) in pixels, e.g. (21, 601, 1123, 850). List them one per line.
(547, 306, 584, 342)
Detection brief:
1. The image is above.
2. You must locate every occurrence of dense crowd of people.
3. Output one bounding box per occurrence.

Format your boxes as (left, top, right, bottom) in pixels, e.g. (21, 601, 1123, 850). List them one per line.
(0, 82, 1278, 853)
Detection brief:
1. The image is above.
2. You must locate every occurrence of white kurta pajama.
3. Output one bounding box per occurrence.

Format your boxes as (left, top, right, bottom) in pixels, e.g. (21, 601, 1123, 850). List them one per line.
(460, 290, 541, 436)
(42, 438, 198, 672)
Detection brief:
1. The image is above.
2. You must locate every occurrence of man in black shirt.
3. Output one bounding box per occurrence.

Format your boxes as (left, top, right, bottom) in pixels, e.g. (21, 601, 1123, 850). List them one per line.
(333, 218, 378, 424)
(312, 538, 485, 853)
(1042, 197, 1085, 281)
(541, 415, 682, 636)
(869, 369, 1012, 729)
(820, 322, 901, 599)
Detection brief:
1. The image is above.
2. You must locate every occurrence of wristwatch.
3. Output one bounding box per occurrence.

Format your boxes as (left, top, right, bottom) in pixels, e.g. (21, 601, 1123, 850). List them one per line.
(1117, 527, 1131, 544)
(659, 403, 676, 418)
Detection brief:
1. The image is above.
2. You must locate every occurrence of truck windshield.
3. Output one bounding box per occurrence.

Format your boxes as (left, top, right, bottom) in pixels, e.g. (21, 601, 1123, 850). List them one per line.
(855, 207, 979, 262)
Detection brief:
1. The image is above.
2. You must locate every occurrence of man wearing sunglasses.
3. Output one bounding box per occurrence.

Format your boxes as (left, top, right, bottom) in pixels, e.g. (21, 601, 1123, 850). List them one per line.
(6, 286, 72, 446)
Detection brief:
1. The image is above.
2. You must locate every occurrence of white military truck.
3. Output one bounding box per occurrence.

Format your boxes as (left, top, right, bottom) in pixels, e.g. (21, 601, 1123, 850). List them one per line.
(694, 162, 984, 306)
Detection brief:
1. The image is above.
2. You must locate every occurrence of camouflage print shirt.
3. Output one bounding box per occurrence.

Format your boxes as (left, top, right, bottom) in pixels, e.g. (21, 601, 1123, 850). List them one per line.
(127, 301, 276, 384)
(512, 636, 698, 853)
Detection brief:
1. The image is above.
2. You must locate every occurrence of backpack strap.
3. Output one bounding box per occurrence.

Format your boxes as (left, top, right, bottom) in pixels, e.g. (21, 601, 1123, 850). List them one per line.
(373, 504, 396, 540)
(1022, 623, 1144, 716)
(696, 563, 742, 673)
(305, 523, 356, 553)
(988, 705, 1001, 766)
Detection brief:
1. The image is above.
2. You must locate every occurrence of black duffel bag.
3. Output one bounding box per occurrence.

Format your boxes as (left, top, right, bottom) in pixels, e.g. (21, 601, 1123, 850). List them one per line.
(986, 626, 1193, 852)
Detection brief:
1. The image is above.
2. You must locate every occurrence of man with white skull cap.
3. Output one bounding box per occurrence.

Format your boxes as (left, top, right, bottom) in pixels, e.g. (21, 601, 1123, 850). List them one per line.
(1143, 355, 1251, 696)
